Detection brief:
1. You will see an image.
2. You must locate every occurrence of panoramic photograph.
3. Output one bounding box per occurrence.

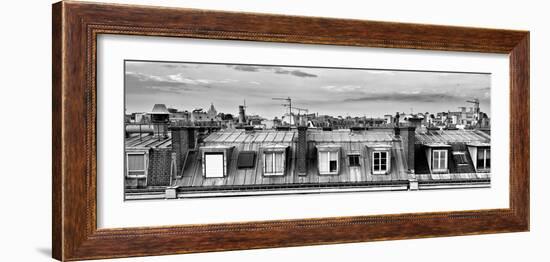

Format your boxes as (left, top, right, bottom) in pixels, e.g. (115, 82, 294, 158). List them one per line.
(123, 60, 491, 200)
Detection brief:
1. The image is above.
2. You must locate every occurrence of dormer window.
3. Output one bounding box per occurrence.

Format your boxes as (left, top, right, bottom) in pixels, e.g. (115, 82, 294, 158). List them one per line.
(317, 145, 341, 175)
(368, 145, 392, 175)
(204, 152, 225, 178)
(372, 151, 389, 174)
(319, 151, 338, 173)
(477, 148, 491, 170)
(264, 152, 284, 175)
(467, 143, 491, 172)
(200, 145, 234, 178)
(424, 144, 451, 174)
(262, 145, 288, 176)
(126, 152, 148, 177)
(432, 149, 448, 173)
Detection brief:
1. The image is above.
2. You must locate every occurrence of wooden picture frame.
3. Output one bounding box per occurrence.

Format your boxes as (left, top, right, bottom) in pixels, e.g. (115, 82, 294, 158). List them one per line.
(52, 1, 529, 261)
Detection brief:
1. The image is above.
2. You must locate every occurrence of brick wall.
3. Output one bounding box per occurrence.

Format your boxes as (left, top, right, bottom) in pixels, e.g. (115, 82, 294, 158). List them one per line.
(147, 148, 172, 186)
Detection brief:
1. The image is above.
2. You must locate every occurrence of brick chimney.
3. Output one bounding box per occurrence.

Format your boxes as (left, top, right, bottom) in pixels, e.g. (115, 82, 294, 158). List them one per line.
(297, 126, 308, 175)
(170, 126, 195, 175)
(395, 126, 416, 172)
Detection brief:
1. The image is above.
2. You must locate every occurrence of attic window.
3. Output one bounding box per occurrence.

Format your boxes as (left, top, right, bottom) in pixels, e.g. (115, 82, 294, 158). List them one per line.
(477, 148, 491, 170)
(204, 152, 225, 178)
(319, 151, 339, 175)
(432, 149, 448, 172)
(264, 152, 285, 176)
(127, 153, 147, 177)
(372, 151, 390, 174)
(237, 151, 256, 169)
(453, 152, 468, 165)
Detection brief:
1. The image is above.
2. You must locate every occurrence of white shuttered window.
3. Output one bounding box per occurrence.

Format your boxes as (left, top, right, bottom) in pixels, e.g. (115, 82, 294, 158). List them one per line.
(432, 149, 448, 172)
(264, 152, 284, 175)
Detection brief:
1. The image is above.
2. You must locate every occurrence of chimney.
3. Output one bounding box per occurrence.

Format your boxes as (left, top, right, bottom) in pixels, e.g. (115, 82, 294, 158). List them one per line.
(238, 105, 246, 124)
(407, 117, 422, 129)
(394, 112, 400, 126)
(393, 126, 400, 136)
(297, 126, 308, 175)
(396, 126, 416, 172)
(170, 126, 195, 175)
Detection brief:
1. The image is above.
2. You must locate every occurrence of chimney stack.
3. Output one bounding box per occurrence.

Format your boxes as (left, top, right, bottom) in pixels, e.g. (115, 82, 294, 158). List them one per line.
(170, 126, 195, 175)
(396, 126, 416, 172)
(297, 126, 308, 175)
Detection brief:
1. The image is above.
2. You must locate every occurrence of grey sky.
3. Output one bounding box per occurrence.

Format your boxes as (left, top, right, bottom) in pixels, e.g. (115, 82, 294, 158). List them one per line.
(125, 61, 490, 119)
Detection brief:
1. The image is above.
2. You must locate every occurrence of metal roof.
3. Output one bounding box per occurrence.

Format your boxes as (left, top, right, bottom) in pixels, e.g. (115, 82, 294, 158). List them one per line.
(204, 130, 295, 144)
(173, 139, 410, 189)
(125, 133, 172, 149)
(171, 128, 410, 189)
(308, 130, 395, 142)
(424, 143, 452, 148)
(415, 129, 490, 144)
(203, 129, 396, 144)
(467, 142, 491, 147)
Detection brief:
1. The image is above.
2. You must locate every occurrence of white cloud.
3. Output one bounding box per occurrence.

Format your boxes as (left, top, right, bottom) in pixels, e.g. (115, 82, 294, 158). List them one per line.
(321, 85, 362, 92)
(162, 73, 237, 85)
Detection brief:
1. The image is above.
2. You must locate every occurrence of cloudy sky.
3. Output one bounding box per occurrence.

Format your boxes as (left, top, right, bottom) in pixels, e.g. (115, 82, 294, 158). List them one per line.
(125, 61, 490, 118)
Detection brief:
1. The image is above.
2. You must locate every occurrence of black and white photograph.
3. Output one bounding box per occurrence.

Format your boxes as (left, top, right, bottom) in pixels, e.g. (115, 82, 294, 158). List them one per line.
(3, 0, 543, 261)
(124, 60, 491, 200)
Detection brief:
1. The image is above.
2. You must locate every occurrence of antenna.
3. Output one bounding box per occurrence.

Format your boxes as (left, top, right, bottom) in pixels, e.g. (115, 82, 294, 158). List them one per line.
(466, 98, 480, 110)
(272, 97, 292, 125)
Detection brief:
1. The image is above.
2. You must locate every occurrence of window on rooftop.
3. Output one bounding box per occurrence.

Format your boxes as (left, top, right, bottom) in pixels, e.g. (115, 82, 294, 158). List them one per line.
(127, 153, 147, 177)
(432, 149, 448, 172)
(319, 151, 339, 175)
(204, 152, 225, 178)
(237, 151, 256, 169)
(453, 152, 468, 165)
(264, 152, 284, 175)
(349, 154, 360, 167)
(477, 148, 491, 170)
(372, 151, 389, 174)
